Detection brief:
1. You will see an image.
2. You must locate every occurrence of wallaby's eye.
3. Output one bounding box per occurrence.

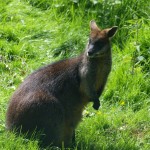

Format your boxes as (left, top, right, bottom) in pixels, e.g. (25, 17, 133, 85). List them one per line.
(94, 40, 103, 49)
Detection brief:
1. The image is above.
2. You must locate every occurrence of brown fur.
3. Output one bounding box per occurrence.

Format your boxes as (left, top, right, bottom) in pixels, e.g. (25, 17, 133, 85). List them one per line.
(6, 21, 117, 147)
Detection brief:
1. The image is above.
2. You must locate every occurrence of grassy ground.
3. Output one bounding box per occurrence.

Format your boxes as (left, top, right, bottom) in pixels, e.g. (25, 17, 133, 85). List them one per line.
(0, 0, 150, 149)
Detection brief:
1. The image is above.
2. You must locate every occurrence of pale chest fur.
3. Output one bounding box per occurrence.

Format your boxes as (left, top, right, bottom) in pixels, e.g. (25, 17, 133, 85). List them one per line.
(79, 54, 112, 98)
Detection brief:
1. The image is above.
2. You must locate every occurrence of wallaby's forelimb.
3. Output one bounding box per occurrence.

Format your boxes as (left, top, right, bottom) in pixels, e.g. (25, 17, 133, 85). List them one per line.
(93, 99, 100, 110)
(88, 90, 100, 110)
(92, 84, 106, 110)
(72, 130, 75, 147)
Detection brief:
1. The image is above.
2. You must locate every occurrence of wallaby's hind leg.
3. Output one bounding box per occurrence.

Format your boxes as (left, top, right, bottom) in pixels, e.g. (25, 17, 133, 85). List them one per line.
(11, 91, 65, 147)
(40, 123, 64, 148)
(34, 94, 65, 147)
(42, 122, 75, 148)
(62, 123, 75, 147)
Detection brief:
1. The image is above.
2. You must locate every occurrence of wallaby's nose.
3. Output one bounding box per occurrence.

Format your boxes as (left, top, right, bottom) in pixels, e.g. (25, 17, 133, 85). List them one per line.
(88, 51, 94, 56)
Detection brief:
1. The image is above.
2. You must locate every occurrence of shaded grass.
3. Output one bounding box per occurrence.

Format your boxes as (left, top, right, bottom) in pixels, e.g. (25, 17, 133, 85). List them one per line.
(0, 131, 39, 150)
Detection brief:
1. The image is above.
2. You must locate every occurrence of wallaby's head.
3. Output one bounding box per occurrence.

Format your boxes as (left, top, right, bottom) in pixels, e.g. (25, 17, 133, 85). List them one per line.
(86, 20, 118, 58)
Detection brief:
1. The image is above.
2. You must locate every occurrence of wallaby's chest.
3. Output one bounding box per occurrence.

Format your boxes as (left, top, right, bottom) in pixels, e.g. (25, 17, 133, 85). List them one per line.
(85, 58, 111, 91)
(79, 56, 111, 100)
(95, 61, 111, 91)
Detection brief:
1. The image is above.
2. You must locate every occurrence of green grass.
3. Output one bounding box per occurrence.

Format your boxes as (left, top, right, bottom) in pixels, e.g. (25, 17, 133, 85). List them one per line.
(0, 0, 150, 149)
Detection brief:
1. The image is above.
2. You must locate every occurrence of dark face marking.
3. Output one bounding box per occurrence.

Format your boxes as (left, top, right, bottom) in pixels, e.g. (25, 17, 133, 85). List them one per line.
(87, 37, 110, 57)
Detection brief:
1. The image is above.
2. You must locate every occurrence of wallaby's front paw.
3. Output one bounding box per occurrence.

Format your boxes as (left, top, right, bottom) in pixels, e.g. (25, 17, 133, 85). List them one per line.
(93, 101, 100, 110)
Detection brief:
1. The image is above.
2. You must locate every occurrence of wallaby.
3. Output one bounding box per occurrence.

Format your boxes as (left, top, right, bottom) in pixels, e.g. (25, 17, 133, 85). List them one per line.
(6, 20, 117, 147)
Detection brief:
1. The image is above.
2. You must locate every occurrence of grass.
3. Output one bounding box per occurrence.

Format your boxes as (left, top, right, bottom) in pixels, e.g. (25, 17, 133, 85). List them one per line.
(0, 0, 150, 149)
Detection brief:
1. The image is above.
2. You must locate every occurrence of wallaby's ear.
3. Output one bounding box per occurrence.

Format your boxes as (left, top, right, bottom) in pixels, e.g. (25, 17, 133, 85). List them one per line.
(107, 26, 118, 38)
(90, 20, 100, 31)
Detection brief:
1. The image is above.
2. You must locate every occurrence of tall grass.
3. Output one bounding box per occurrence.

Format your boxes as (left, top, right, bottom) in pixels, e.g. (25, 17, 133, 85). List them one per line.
(0, 0, 149, 149)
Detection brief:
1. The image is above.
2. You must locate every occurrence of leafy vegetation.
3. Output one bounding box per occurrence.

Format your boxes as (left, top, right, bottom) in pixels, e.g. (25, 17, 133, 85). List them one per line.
(0, 0, 149, 149)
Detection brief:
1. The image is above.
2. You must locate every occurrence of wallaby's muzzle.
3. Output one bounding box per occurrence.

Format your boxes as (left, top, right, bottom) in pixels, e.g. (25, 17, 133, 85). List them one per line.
(87, 43, 108, 58)
(87, 43, 95, 57)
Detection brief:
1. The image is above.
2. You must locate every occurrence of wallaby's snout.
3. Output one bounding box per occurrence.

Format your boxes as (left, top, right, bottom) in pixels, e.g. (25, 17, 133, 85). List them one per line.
(87, 20, 118, 58)
(87, 42, 94, 56)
